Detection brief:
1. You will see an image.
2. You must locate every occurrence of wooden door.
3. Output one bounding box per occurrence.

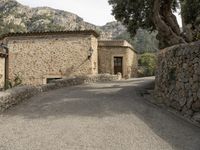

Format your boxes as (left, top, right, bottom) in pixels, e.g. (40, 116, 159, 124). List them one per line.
(114, 57, 123, 75)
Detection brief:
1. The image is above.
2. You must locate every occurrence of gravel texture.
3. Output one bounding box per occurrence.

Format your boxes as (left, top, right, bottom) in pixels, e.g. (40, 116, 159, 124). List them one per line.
(0, 77, 200, 150)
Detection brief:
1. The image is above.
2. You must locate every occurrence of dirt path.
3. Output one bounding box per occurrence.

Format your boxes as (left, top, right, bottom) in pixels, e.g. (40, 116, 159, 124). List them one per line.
(0, 77, 200, 150)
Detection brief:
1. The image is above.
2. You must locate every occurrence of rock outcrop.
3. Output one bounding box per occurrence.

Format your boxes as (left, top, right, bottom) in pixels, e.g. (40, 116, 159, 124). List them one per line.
(0, 0, 126, 39)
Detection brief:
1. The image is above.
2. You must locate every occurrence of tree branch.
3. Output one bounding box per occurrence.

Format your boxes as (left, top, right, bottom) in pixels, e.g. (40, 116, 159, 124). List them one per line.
(153, 0, 186, 48)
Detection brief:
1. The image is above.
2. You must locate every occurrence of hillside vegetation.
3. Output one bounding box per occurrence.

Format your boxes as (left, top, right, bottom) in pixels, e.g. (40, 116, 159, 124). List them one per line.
(0, 0, 127, 39)
(0, 0, 158, 53)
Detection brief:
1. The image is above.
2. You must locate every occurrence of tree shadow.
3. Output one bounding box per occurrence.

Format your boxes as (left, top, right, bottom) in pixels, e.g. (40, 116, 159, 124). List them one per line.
(2, 78, 200, 150)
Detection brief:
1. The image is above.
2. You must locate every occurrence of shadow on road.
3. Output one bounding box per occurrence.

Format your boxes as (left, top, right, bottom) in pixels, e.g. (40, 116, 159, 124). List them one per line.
(2, 77, 200, 150)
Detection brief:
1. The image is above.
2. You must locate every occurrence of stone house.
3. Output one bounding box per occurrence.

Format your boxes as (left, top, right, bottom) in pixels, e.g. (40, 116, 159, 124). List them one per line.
(0, 49, 6, 90)
(0, 30, 137, 89)
(98, 40, 137, 78)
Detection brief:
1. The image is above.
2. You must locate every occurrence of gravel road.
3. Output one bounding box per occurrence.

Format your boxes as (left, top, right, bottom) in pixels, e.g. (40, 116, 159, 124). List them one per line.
(0, 77, 200, 150)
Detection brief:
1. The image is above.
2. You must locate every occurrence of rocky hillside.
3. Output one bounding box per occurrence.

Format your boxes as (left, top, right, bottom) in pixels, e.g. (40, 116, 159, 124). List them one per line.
(0, 0, 126, 39)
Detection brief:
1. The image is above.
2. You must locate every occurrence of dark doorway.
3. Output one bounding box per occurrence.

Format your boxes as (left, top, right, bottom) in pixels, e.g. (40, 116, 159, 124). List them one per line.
(114, 57, 123, 75)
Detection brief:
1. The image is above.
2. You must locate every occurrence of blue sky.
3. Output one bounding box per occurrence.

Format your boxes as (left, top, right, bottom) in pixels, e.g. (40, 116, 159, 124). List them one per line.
(16, 0, 115, 26)
(16, 0, 182, 27)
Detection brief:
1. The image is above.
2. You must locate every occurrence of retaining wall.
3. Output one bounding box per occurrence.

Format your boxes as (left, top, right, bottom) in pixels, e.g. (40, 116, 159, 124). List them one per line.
(0, 74, 121, 112)
(155, 41, 200, 122)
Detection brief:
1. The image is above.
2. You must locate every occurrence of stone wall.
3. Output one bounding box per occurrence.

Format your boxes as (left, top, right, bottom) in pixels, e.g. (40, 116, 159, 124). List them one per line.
(0, 57, 5, 90)
(5, 32, 98, 86)
(127, 47, 138, 78)
(91, 36, 98, 74)
(155, 41, 200, 122)
(0, 74, 121, 112)
(98, 40, 138, 78)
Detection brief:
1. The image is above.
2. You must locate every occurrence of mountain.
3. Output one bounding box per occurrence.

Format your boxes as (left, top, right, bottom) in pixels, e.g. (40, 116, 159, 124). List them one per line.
(0, 0, 126, 39)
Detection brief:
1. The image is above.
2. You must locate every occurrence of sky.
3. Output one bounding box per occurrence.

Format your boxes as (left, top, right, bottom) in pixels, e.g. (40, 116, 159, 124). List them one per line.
(16, 0, 115, 26)
(16, 0, 182, 27)
(174, 10, 182, 27)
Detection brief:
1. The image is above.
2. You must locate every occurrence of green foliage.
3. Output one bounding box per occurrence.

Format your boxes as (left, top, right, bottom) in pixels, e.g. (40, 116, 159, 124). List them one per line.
(108, 0, 155, 36)
(114, 31, 134, 46)
(0, 12, 26, 35)
(180, 0, 200, 42)
(109, 0, 200, 48)
(108, 0, 179, 34)
(180, 0, 200, 25)
(0, 22, 26, 34)
(115, 29, 158, 54)
(30, 23, 65, 32)
(109, 0, 200, 35)
(138, 53, 156, 77)
(30, 15, 53, 23)
(133, 29, 158, 53)
(108, 0, 186, 49)
(0, 1, 66, 35)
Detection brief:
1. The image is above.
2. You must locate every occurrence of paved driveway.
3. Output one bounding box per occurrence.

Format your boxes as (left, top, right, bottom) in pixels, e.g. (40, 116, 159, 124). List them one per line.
(0, 77, 200, 150)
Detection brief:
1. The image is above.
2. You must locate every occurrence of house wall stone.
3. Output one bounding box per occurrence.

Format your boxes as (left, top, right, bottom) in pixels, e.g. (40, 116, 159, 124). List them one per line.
(98, 40, 137, 78)
(0, 57, 5, 90)
(91, 36, 98, 74)
(6, 32, 98, 86)
(155, 41, 200, 122)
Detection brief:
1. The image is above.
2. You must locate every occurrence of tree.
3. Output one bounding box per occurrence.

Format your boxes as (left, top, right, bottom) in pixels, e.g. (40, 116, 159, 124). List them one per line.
(108, 0, 200, 49)
(181, 0, 200, 25)
(133, 29, 159, 53)
(180, 0, 200, 41)
(115, 29, 159, 53)
(138, 53, 157, 77)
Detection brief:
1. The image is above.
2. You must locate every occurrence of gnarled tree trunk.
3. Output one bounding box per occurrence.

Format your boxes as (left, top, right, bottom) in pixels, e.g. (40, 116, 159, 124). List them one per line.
(153, 0, 186, 49)
(161, 0, 181, 36)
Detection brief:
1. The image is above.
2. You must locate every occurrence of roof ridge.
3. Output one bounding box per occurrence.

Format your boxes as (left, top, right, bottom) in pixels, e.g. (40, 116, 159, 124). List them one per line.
(0, 30, 100, 40)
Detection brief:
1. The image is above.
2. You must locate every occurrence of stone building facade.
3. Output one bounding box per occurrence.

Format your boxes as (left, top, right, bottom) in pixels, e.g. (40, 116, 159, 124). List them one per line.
(0, 55, 5, 90)
(0, 31, 99, 86)
(0, 30, 137, 89)
(155, 41, 200, 122)
(98, 40, 137, 78)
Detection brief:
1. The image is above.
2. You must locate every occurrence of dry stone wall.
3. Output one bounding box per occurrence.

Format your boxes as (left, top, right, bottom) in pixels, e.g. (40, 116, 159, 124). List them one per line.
(155, 41, 200, 123)
(0, 74, 121, 112)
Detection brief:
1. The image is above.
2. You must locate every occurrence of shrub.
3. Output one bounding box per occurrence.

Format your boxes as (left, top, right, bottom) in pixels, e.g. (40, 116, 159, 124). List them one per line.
(7, 74, 22, 89)
(138, 53, 156, 77)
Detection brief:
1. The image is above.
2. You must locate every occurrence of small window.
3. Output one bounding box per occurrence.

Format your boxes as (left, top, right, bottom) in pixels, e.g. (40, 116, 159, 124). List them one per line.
(46, 78, 62, 84)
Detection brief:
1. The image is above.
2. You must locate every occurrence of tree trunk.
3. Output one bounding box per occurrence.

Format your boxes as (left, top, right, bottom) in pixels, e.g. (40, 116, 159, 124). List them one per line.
(153, 0, 186, 49)
(161, 0, 181, 35)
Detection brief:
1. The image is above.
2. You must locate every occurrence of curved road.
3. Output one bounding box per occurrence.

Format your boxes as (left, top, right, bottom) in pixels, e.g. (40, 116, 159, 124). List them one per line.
(0, 77, 200, 150)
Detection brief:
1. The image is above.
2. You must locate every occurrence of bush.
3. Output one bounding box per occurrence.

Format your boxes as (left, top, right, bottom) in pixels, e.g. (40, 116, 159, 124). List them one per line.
(138, 53, 156, 77)
(7, 74, 22, 89)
